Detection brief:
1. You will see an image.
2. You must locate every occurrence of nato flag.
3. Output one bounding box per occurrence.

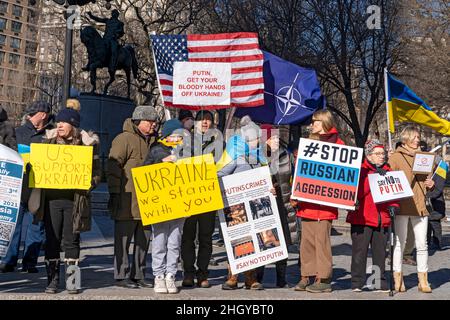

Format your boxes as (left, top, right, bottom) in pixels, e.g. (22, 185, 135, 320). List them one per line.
(235, 51, 325, 125)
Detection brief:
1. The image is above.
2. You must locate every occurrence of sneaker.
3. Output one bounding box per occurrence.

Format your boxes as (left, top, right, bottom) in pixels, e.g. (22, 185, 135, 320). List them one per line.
(245, 282, 264, 290)
(352, 288, 363, 292)
(294, 277, 310, 291)
(165, 273, 179, 294)
(154, 275, 168, 294)
(305, 279, 332, 293)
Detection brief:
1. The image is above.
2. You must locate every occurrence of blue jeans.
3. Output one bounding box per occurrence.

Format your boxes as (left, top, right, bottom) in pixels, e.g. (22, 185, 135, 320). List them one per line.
(1, 203, 45, 268)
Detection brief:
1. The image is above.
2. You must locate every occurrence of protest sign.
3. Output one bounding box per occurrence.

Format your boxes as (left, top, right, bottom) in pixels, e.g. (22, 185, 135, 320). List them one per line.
(0, 144, 23, 257)
(173, 62, 231, 106)
(132, 154, 224, 225)
(29, 143, 93, 190)
(291, 138, 363, 210)
(368, 171, 414, 203)
(219, 166, 288, 275)
(412, 152, 435, 174)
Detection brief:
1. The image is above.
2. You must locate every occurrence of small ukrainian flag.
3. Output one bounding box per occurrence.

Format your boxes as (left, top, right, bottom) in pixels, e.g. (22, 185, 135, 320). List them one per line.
(386, 71, 450, 135)
(434, 160, 448, 181)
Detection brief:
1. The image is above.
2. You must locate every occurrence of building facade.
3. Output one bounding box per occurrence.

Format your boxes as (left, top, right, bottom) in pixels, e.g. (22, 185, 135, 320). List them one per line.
(0, 0, 40, 122)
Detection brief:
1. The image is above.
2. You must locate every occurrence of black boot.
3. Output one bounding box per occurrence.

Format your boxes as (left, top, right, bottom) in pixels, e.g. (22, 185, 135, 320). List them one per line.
(276, 261, 288, 288)
(65, 259, 81, 294)
(45, 260, 60, 294)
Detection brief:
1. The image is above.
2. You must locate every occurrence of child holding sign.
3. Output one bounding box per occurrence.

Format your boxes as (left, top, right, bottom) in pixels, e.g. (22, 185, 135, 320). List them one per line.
(144, 119, 185, 294)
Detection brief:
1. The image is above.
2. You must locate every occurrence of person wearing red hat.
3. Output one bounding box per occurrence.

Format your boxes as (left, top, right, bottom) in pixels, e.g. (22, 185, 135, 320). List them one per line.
(346, 139, 399, 292)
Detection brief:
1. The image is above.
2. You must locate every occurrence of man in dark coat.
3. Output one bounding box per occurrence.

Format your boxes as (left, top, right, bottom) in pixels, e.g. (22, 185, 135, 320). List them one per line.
(0, 106, 16, 150)
(0, 101, 51, 273)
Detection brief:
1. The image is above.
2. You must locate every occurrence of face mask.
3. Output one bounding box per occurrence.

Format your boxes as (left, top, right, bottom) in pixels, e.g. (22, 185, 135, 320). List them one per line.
(184, 119, 194, 130)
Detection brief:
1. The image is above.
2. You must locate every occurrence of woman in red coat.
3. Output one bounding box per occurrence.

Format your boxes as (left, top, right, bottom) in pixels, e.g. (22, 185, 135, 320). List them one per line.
(293, 109, 343, 293)
(346, 139, 399, 292)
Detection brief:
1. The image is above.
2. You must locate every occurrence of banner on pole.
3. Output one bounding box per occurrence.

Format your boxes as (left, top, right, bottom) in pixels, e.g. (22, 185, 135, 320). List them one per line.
(291, 138, 363, 210)
(0, 144, 24, 257)
(29, 144, 93, 190)
(219, 166, 288, 275)
(368, 171, 414, 203)
(173, 62, 231, 106)
(132, 154, 224, 225)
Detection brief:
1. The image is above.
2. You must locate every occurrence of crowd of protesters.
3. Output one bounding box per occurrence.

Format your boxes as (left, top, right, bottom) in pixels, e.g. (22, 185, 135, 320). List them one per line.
(0, 100, 447, 295)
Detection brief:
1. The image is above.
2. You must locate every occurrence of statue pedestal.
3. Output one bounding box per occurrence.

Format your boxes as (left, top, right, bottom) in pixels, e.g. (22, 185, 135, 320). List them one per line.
(79, 93, 136, 177)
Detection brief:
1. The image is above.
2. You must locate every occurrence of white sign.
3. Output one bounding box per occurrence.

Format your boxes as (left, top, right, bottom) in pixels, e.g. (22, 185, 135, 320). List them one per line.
(173, 62, 231, 106)
(0, 144, 24, 257)
(412, 152, 435, 174)
(291, 138, 363, 210)
(368, 171, 414, 203)
(219, 167, 288, 275)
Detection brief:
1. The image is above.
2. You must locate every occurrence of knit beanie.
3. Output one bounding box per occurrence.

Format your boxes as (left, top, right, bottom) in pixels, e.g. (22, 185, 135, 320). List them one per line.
(161, 119, 183, 138)
(55, 108, 80, 128)
(364, 139, 384, 156)
(132, 105, 158, 121)
(240, 115, 262, 141)
(178, 109, 194, 121)
(195, 110, 214, 121)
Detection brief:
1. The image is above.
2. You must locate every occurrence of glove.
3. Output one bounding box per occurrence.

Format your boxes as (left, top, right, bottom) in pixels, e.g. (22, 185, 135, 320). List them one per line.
(108, 193, 120, 213)
(376, 166, 387, 176)
(388, 206, 399, 217)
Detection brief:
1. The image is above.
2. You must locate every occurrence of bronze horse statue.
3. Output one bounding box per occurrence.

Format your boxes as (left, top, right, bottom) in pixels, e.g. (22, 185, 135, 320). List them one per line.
(80, 26, 138, 98)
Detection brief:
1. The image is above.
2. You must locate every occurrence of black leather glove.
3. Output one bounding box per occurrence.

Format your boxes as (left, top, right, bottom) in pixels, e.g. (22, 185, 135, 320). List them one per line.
(376, 166, 387, 176)
(388, 206, 399, 217)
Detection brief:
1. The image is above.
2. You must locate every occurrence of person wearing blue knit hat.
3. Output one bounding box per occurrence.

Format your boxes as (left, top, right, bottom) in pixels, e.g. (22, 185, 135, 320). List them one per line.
(143, 118, 185, 294)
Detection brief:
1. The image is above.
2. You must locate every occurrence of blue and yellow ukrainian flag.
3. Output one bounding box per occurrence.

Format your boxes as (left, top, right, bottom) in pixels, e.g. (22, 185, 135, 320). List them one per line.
(434, 160, 448, 181)
(386, 71, 450, 135)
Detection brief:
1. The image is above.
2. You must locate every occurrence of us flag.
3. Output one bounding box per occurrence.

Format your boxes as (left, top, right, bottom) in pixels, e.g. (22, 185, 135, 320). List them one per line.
(150, 33, 264, 110)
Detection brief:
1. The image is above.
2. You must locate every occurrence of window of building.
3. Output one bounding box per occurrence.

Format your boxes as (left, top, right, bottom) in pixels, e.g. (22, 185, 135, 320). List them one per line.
(0, 68, 4, 79)
(10, 37, 20, 49)
(9, 53, 20, 64)
(0, 34, 5, 46)
(25, 40, 36, 55)
(0, 51, 4, 63)
(7, 69, 18, 80)
(27, 8, 37, 24)
(0, 18, 6, 30)
(11, 21, 22, 33)
(12, 5, 22, 17)
(0, 1, 8, 14)
(24, 56, 35, 70)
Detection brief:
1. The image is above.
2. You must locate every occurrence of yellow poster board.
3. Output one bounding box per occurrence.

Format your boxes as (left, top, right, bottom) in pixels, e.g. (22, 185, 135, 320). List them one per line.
(132, 154, 224, 225)
(29, 143, 93, 190)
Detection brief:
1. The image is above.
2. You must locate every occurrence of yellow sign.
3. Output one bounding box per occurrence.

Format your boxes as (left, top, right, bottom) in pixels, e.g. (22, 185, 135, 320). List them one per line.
(29, 143, 93, 190)
(132, 154, 224, 225)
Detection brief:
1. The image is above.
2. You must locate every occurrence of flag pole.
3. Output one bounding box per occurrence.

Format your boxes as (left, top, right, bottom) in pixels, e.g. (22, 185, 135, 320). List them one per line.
(150, 32, 171, 120)
(384, 68, 393, 151)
